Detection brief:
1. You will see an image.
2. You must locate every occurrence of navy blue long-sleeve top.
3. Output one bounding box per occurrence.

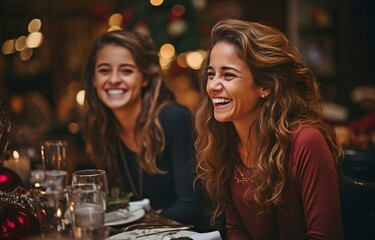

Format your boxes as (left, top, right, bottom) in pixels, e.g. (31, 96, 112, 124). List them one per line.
(117, 103, 209, 230)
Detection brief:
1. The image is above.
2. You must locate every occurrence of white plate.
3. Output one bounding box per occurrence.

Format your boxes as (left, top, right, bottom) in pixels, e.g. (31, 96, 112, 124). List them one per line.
(107, 229, 197, 240)
(104, 206, 145, 227)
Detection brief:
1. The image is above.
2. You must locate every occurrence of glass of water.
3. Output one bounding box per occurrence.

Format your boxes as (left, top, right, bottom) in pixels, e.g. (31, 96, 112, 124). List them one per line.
(71, 169, 108, 210)
(67, 183, 107, 240)
(41, 140, 68, 190)
(35, 188, 69, 238)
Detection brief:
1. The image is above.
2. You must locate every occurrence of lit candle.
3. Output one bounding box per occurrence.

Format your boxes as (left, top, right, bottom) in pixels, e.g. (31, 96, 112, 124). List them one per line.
(3, 150, 31, 184)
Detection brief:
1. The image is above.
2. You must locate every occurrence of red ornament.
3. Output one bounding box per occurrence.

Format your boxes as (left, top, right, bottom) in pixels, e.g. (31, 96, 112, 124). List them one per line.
(0, 207, 40, 239)
(0, 167, 24, 192)
(122, 9, 134, 23)
(168, 12, 182, 22)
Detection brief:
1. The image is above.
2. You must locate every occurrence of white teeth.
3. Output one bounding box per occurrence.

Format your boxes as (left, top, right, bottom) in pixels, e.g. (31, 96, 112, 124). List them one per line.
(212, 98, 231, 104)
(107, 89, 125, 96)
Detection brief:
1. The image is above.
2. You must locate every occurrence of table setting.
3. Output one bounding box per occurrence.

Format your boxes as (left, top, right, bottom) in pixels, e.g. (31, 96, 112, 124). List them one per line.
(0, 106, 221, 240)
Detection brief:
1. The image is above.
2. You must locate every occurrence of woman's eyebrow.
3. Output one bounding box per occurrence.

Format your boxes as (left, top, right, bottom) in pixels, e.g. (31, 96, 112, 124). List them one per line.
(207, 66, 240, 73)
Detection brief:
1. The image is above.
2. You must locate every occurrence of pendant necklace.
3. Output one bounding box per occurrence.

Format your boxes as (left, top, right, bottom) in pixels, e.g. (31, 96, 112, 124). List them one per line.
(118, 141, 143, 200)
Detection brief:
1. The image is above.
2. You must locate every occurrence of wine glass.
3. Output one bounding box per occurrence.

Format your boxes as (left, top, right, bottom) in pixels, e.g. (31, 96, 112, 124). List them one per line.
(41, 140, 68, 190)
(71, 169, 108, 210)
(67, 183, 107, 240)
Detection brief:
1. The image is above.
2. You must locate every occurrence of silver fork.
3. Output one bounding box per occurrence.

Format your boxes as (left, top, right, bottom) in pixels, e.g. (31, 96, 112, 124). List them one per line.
(133, 225, 193, 239)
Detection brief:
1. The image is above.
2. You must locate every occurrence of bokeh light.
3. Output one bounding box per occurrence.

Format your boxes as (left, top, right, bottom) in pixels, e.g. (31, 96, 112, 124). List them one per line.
(15, 36, 27, 51)
(150, 0, 163, 7)
(26, 32, 43, 48)
(2, 39, 15, 55)
(28, 19, 42, 33)
(160, 43, 175, 59)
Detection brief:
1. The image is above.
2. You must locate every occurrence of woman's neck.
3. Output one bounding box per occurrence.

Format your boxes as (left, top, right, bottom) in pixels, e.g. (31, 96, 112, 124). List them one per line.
(234, 121, 257, 168)
(113, 102, 142, 153)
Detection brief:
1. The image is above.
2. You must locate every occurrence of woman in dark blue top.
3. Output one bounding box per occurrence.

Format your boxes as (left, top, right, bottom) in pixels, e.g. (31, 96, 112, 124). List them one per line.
(118, 103, 204, 223)
(81, 30, 209, 231)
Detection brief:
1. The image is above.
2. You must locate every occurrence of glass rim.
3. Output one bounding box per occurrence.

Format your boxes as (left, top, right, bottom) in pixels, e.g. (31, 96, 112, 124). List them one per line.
(72, 169, 106, 176)
(41, 139, 67, 147)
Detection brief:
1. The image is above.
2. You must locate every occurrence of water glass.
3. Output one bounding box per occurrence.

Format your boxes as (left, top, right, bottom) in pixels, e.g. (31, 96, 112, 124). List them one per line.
(35, 189, 69, 238)
(41, 140, 68, 190)
(67, 184, 107, 240)
(71, 169, 108, 209)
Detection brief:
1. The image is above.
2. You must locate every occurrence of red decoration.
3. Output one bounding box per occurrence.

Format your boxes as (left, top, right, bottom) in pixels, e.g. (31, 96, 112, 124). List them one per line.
(0, 167, 24, 193)
(122, 9, 134, 23)
(92, 3, 110, 24)
(0, 207, 40, 239)
(168, 12, 182, 22)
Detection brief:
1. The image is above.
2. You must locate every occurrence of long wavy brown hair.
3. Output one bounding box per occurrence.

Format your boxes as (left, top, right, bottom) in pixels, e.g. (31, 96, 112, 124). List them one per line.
(82, 30, 174, 187)
(195, 19, 343, 223)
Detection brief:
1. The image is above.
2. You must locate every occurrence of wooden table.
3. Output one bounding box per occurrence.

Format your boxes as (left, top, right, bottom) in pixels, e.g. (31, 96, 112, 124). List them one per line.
(108, 210, 182, 237)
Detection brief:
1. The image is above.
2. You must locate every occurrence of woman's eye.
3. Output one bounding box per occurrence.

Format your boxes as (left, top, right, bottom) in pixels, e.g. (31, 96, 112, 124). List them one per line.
(207, 71, 215, 79)
(223, 73, 236, 80)
(98, 68, 109, 74)
(121, 69, 133, 74)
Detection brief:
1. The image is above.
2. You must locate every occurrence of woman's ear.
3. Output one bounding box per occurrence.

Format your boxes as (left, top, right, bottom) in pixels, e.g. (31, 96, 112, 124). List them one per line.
(142, 78, 149, 88)
(260, 88, 271, 98)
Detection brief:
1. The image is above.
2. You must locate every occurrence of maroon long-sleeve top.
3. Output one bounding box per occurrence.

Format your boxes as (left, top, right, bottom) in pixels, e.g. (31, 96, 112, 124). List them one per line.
(226, 126, 344, 240)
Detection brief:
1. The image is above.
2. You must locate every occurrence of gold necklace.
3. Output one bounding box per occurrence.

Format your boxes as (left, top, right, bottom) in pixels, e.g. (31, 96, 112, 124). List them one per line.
(118, 141, 143, 200)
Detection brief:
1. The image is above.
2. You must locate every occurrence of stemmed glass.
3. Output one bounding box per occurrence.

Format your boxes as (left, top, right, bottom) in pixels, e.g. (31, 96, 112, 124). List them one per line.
(71, 169, 108, 210)
(40, 140, 68, 190)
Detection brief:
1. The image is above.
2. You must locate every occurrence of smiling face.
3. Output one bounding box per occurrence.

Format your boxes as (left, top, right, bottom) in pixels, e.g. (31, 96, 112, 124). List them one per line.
(206, 41, 264, 125)
(93, 44, 147, 111)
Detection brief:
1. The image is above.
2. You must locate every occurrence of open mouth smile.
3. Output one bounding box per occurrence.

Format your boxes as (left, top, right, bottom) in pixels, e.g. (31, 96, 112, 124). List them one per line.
(212, 98, 232, 106)
(106, 89, 127, 96)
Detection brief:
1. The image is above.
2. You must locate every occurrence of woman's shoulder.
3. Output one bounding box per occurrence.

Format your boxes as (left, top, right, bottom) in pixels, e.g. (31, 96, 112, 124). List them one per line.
(158, 102, 194, 138)
(159, 102, 191, 121)
(291, 125, 326, 149)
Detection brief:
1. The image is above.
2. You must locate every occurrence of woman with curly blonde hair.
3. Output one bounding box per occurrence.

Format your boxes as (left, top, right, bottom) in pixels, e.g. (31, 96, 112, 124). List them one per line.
(82, 30, 209, 230)
(195, 19, 344, 239)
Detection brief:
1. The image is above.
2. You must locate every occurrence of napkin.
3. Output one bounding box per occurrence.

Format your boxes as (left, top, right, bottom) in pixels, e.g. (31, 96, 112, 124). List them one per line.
(188, 231, 222, 240)
(105, 206, 142, 223)
(129, 198, 151, 211)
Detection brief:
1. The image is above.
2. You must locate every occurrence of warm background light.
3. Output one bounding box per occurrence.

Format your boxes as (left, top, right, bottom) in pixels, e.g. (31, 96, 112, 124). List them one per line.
(19, 48, 33, 61)
(28, 18, 42, 33)
(76, 90, 85, 106)
(2, 39, 15, 55)
(160, 43, 175, 59)
(15, 36, 27, 51)
(26, 32, 43, 48)
(150, 0, 163, 7)
(108, 13, 123, 27)
(186, 50, 205, 70)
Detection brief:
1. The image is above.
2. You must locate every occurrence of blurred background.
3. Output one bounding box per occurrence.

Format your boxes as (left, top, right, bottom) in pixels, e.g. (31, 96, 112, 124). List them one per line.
(0, 0, 374, 175)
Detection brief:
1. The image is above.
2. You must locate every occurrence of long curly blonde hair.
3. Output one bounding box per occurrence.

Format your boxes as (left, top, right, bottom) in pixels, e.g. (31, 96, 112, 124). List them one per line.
(82, 30, 174, 187)
(195, 19, 343, 223)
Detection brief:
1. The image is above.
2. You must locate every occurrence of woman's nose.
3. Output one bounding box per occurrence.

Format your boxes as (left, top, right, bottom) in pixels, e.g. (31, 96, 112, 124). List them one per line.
(207, 77, 223, 92)
(108, 72, 121, 84)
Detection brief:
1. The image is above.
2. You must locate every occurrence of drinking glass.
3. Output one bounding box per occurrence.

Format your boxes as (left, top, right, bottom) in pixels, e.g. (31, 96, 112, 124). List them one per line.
(35, 189, 69, 238)
(71, 169, 108, 210)
(67, 183, 107, 240)
(41, 140, 68, 190)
